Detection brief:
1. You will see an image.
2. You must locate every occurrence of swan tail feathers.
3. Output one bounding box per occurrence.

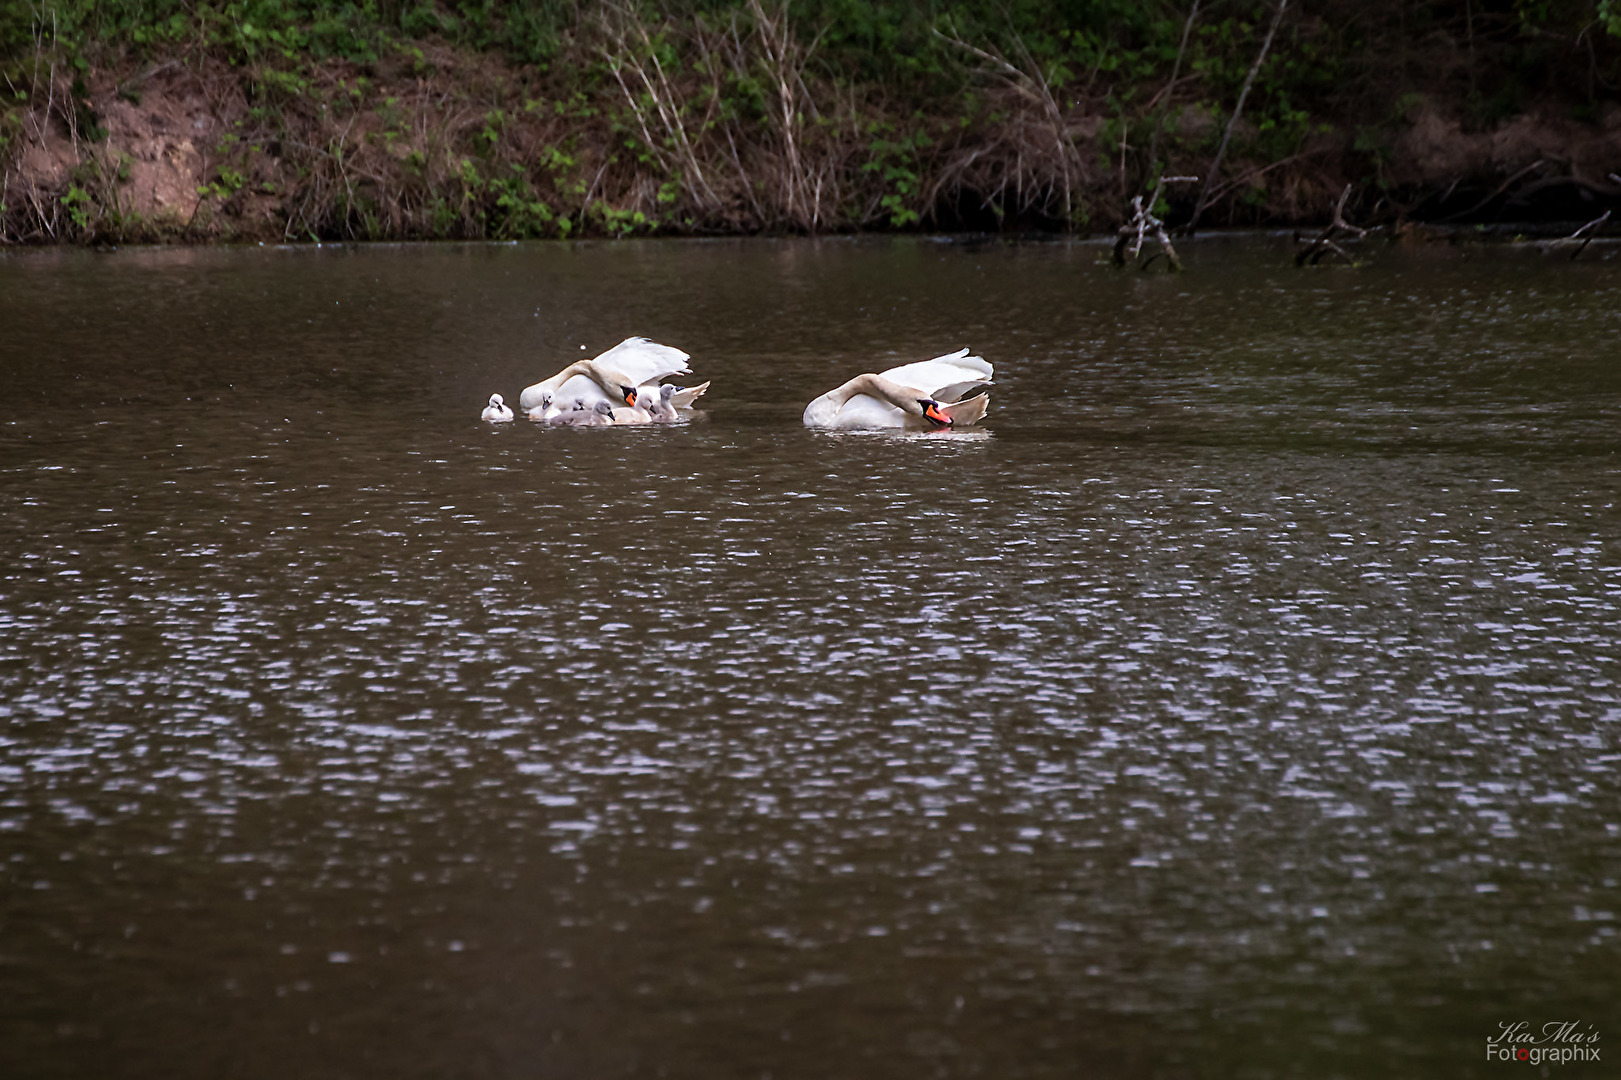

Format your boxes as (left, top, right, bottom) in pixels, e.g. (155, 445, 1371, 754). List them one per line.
(670, 381, 710, 408)
(942, 393, 989, 427)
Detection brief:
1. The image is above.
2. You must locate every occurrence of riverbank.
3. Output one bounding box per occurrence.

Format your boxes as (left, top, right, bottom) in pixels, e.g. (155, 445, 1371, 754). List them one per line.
(4, 1, 1620, 245)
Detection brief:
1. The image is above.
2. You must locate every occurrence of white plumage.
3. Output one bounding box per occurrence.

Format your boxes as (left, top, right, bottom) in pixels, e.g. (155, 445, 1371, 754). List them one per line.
(480, 393, 514, 422)
(802, 349, 993, 430)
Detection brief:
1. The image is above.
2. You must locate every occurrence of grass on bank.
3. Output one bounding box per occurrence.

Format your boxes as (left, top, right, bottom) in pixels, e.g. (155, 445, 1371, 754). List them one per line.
(2, 1, 1619, 243)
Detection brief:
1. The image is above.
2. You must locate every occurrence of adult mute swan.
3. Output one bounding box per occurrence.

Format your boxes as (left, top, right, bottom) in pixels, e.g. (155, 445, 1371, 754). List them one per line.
(802, 349, 992, 430)
(519, 337, 693, 416)
(481, 393, 514, 422)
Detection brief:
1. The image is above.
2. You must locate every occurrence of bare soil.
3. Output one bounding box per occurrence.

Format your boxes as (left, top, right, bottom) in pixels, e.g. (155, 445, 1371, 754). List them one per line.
(5, 43, 1621, 245)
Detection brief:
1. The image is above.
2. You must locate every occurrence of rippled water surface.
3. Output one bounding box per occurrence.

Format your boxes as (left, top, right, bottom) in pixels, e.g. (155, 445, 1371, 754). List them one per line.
(2, 236, 1619, 1078)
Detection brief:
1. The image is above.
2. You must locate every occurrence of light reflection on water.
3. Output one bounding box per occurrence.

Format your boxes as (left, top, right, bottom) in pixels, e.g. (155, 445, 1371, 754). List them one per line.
(1, 237, 1619, 1078)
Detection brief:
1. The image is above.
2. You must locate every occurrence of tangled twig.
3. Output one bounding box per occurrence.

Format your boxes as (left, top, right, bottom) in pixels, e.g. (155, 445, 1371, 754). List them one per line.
(1114, 175, 1197, 271)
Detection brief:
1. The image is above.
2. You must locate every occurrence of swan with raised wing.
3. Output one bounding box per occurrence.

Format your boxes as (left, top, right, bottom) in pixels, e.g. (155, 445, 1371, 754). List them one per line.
(802, 349, 992, 430)
(519, 337, 694, 418)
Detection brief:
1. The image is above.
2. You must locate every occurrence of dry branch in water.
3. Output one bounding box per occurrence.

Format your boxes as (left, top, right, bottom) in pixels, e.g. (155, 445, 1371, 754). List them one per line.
(1114, 175, 1197, 271)
(1295, 183, 1369, 265)
(1543, 210, 1611, 261)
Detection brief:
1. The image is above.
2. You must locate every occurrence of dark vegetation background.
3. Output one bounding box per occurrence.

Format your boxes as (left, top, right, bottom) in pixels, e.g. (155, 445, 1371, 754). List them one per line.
(2, 0, 1619, 242)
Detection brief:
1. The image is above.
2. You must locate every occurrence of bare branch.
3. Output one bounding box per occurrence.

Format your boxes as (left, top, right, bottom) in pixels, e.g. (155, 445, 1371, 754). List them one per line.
(933, 20, 1084, 225)
(1295, 183, 1370, 266)
(1189, 0, 1289, 232)
(1437, 159, 1545, 223)
(1114, 175, 1197, 271)
(598, 2, 722, 213)
(1542, 209, 1611, 261)
(1147, 1, 1202, 169)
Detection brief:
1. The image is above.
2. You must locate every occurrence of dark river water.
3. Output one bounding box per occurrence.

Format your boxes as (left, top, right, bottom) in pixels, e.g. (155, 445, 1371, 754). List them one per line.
(1, 236, 1618, 1079)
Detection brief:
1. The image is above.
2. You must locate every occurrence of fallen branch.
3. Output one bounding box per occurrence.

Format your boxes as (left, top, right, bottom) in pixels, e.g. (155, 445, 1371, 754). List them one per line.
(1436, 158, 1544, 223)
(1294, 183, 1368, 266)
(1202, 146, 1328, 207)
(1542, 209, 1611, 261)
(1114, 175, 1197, 271)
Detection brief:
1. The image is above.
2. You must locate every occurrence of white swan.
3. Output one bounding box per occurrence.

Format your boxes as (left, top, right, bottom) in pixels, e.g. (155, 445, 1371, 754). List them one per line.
(480, 393, 514, 422)
(523, 365, 634, 420)
(519, 337, 693, 415)
(802, 349, 992, 430)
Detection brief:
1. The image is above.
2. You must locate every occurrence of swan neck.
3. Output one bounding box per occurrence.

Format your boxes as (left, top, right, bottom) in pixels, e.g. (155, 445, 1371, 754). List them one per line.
(841, 373, 924, 415)
(543, 359, 631, 402)
(558, 359, 596, 386)
(582, 359, 636, 397)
